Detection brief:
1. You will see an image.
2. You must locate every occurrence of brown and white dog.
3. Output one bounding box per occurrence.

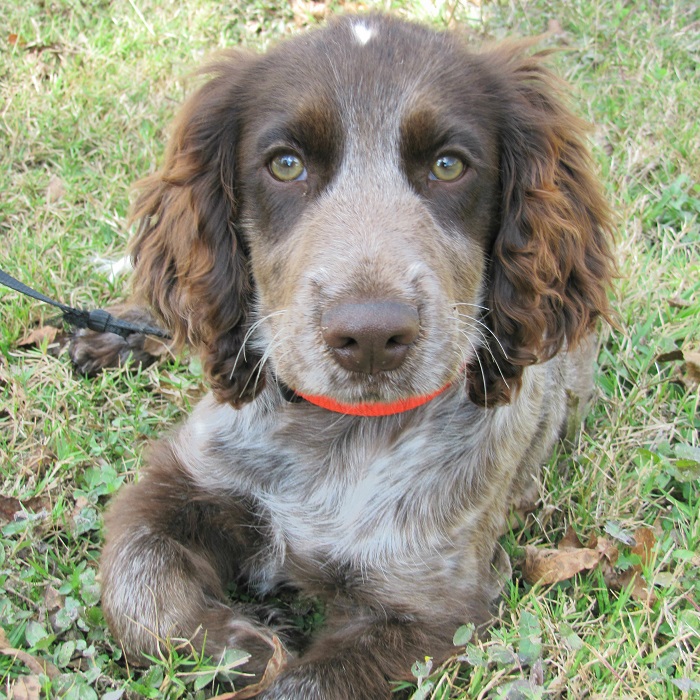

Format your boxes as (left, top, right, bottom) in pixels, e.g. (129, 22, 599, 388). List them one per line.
(73, 14, 614, 698)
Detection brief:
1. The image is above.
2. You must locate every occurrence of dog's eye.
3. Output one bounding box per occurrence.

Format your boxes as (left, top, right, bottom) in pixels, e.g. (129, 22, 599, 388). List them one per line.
(269, 153, 307, 182)
(429, 155, 465, 182)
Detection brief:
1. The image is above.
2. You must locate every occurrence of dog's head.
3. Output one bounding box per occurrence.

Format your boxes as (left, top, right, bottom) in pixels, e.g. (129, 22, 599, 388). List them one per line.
(130, 15, 613, 411)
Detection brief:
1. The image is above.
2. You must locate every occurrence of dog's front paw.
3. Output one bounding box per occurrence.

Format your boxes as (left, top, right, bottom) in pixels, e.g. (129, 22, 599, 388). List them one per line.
(256, 660, 389, 700)
(69, 305, 170, 375)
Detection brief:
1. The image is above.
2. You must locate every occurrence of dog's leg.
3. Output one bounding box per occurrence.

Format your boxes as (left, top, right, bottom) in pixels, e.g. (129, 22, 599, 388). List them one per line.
(258, 610, 470, 700)
(69, 304, 172, 376)
(100, 440, 283, 680)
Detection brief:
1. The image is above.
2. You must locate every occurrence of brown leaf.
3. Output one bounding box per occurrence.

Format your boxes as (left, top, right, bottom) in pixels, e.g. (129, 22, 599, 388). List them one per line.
(8, 675, 42, 700)
(0, 494, 50, 524)
(523, 544, 602, 585)
(595, 536, 620, 566)
(44, 586, 64, 614)
(46, 174, 66, 203)
(17, 326, 58, 348)
(655, 348, 684, 363)
(210, 636, 287, 699)
(603, 567, 657, 606)
(669, 296, 692, 309)
(684, 351, 700, 387)
(631, 527, 656, 566)
(597, 528, 657, 606)
(0, 644, 60, 679)
(70, 495, 90, 523)
(559, 526, 584, 549)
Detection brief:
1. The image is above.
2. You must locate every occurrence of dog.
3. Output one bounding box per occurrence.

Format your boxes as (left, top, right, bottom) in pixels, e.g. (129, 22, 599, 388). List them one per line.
(71, 14, 614, 698)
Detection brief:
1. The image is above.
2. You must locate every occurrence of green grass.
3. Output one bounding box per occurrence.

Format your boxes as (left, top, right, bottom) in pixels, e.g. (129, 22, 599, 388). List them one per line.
(1, 0, 699, 698)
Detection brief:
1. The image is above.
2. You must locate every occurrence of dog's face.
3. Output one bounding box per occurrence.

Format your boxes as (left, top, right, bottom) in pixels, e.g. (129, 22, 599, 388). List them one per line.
(236, 19, 501, 405)
(129, 15, 613, 409)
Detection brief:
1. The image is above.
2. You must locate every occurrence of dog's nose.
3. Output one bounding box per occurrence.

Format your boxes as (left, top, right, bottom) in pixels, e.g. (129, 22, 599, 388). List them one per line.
(321, 301, 420, 374)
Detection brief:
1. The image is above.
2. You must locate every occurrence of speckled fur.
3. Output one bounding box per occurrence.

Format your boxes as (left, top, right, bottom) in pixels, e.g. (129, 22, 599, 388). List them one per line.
(88, 15, 614, 699)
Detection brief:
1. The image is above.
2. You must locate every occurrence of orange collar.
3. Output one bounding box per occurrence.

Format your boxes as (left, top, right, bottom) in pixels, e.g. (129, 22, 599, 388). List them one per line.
(294, 383, 451, 417)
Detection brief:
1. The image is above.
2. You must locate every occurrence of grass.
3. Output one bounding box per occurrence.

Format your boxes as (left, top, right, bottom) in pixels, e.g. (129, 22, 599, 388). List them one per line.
(1, 0, 698, 697)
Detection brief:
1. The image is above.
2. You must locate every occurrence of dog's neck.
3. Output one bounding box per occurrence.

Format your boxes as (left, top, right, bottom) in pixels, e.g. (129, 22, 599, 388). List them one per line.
(277, 381, 453, 417)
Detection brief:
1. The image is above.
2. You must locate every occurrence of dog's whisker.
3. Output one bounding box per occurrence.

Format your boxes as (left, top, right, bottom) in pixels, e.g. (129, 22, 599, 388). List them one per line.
(454, 311, 510, 361)
(230, 310, 288, 382)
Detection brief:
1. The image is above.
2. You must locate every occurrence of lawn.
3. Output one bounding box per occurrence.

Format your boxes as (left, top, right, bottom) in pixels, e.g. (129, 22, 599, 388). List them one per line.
(1, 0, 698, 698)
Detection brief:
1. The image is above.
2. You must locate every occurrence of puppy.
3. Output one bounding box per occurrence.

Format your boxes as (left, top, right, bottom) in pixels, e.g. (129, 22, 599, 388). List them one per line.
(82, 15, 613, 699)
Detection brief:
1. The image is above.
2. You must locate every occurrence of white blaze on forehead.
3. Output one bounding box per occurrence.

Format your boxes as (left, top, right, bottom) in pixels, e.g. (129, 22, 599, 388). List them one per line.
(352, 22, 374, 46)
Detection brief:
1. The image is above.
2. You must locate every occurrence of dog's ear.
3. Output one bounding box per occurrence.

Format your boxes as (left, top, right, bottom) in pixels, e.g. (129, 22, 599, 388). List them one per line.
(469, 44, 615, 406)
(129, 52, 262, 406)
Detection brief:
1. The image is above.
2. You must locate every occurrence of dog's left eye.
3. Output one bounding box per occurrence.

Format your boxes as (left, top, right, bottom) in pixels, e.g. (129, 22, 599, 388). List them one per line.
(429, 155, 465, 182)
(269, 153, 307, 182)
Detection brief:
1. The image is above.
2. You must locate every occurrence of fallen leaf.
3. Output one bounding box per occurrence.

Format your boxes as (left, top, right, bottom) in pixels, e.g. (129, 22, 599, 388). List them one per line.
(523, 544, 602, 585)
(684, 351, 700, 387)
(655, 347, 700, 389)
(631, 527, 656, 566)
(44, 586, 64, 614)
(594, 536, 619, 566)
(0, 642, 60, 678)
(0, 494, 50, 524)
(599, 528, 658, 605)
(17, 325, 58, 348)
(603, 567, 657, 605)
(46, 174, 66, 203)
(559, 526, 584, 549)
(0, 495, 22, 522)
(8, 675, 41, 700)
(210, 636, 287, 699)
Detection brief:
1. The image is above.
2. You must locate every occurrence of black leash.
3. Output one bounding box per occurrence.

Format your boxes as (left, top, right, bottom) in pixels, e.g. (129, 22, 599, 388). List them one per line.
(0, 269, 171, 340)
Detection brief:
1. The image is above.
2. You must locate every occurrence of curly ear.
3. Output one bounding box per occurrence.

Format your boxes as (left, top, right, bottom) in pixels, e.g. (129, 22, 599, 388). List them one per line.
(129, 52, 262, 406)
(469, 44, 615, 407)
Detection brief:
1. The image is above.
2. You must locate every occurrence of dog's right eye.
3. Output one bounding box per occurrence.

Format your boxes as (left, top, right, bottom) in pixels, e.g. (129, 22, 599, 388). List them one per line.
(269, 153, 307, 182)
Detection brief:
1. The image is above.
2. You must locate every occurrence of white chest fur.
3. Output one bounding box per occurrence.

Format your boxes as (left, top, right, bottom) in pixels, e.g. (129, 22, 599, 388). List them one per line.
(175, 372, 552, 577)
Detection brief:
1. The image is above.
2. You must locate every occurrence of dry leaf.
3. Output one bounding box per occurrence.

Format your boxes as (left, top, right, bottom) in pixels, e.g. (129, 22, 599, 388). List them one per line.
(655, 349, 684, 363)
(211, 636, 287, 699)
(559, 526, 584, 549)
(44, 586, 64, 614)
(46, 175, 66, 203)
(631, 527, 656, 566)
(523, 544, 602, 585)
(599, 528, 658, 605)
(18, 326, 58, 348)
(8, 675, 42, 700)
(0, 643, 60, 679)
(684, 351, 700, 387)
(0, 494, 50, 524)
(655, 347, 700, 389)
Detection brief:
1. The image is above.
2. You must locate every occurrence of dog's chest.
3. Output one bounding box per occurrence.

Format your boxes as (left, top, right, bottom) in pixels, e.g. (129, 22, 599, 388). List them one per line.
(183, 390, 529, 581)
(262, 426, 440, 564)
(249, 400, 508, 575)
